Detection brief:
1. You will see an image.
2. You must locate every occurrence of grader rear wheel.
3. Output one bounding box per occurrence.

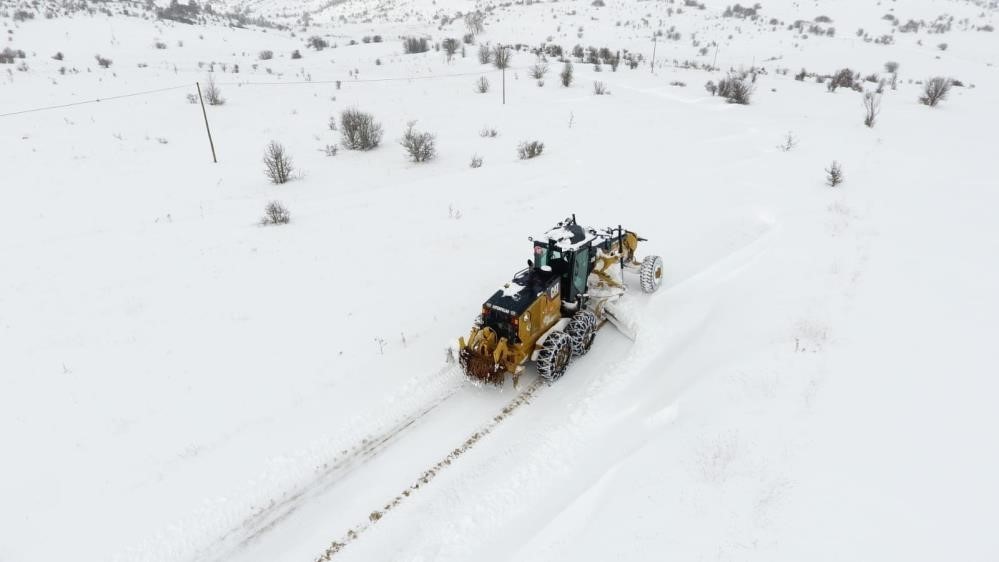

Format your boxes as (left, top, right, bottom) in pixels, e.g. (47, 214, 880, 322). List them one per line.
(537, 331, 572, 382)
(567, 310, 597, 357)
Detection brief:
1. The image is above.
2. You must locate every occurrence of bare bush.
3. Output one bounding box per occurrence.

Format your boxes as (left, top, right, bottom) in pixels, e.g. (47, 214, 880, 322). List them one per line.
(518, 141, 544, 160)
(593, 81, 608, 95)
(479, 127, 498, 138)
(863, 92, 881, 127)
(919, 77, 951, 107)
(477, 44, 492, 64)
(529, 62, 549, 80)
(827, 68, 855, 92)
(259, 50, 274, 60)
(826, 161, 843, 187)
(884, 61, 899, 74)
(203, 73, 224, 105)
(475, 76, 490, 93)
(307, 36, 329, 50)
(95, 54, 113, 68)
(403, 37, 429, 54)
(340, 108, 383, 150)
(560, 61, 574, 87)
(263, 142, 294, 184)
(400, 122, 437, 163)
(470, 154, 483, 168)
(493, 46, 511, 69)
(261, 201, 291, 225)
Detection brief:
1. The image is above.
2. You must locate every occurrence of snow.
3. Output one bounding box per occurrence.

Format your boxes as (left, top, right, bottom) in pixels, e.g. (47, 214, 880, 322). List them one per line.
(2, 0, 999, 561)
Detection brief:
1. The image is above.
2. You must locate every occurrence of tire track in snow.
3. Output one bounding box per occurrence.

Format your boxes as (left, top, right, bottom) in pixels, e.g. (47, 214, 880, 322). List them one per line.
(313, 377, 546, 561)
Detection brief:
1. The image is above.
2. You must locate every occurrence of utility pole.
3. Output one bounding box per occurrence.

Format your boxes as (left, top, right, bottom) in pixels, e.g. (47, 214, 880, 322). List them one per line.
(196, 82, 217, 164)
(651, 36, 657, 74)
(713, 45, 719, 69)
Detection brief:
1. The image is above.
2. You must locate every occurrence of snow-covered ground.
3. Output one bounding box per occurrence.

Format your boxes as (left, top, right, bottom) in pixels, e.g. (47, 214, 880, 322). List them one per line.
(2, 0, 998, 561)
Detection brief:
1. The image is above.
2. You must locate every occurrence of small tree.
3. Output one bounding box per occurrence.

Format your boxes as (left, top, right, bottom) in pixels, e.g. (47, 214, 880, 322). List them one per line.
(826, 161, 843, 187)
(203, 73, 224, 106)
(258, 50, 274, 60)
(593, 81, 608, 95)
(518, 141, 544, 159)
(863, 92, 881, 127)
(403, 37, 429, 54)
(474, 76, 490, 93)
(705, 80, 717, 95)
(340, 108, 383, 150)
(560, 61, 574, 87)
(95, 54, 113, 68)
(493, 45, 511, 69)
(442, 38, 460, 62)
(529, 62, 549, 80)
(465, 11, 486, 35)
(307, 36, 329, 50)
(399, 121, 437, 163)
(919, 77, 951, 107)
(261, 201, 290, 225)
(263, 142, 293, 184)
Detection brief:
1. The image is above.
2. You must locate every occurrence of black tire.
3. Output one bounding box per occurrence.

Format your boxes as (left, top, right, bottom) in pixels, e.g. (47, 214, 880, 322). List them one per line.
(567, 310, 597, 357)
(537, 331, 571, 382)
(640, 255, 664, 294)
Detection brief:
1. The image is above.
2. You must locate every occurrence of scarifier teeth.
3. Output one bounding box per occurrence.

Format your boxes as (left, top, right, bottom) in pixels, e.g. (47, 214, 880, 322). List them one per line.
(459, 348, 505, 385)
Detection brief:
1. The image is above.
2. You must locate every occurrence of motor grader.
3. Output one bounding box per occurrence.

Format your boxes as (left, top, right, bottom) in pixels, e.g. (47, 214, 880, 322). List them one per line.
(457, 216, 663, 385)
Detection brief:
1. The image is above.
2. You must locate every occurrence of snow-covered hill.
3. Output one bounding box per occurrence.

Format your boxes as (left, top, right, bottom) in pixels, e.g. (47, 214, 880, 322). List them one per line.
(2, 1, 998, 561)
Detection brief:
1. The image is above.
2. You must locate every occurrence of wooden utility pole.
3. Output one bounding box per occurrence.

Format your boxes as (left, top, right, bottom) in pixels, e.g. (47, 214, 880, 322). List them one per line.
(502, 49, 507, 105)
(196, 82, 217, 163)
(651, 36, 657, 74)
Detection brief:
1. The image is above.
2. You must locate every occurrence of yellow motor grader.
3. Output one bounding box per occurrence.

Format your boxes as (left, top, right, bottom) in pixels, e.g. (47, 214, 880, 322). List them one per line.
(457, 216, 663, 385)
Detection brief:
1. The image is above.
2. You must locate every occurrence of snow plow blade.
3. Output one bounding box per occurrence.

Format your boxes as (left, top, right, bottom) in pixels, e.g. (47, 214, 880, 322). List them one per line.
(602, 300, 638, 341)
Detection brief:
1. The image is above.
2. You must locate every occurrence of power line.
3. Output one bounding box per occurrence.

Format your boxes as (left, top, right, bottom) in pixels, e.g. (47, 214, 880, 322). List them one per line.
(1, 66, 528, 118)
(0, 84, 192, 118)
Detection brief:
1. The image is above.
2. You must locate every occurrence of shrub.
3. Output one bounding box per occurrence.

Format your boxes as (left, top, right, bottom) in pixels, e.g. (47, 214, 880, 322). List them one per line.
(465, 11, 485, 35)
(705, 80, 717, 95)
(203, 73, 224, 105)
(340, 108, 383, 150)
(262, 201, 291, 225)
(919, 77, 951, 107)
(827, 68, 855, 92)
(863, 92, 880, 127)
(52, 52, 64, 61)
(560, 61, 574, 87)
(263, 142, 293, 184)
(155, 41, 168, 49)
(463, 33, 475, 45)
(479, 127, 498, 138)
(259, 50, 274, 60)
(307, 36, 329, 50)
(95, 54, 113, 68)
(291, 49, 302, 59)
(826, 161, 843, 187)
(529, 62, 549, 80)
(884, 61, 899, 74)
(493, 45, 511, 69)
(593, 81, 608, 95)
(720, 77, 753, 104)
(470, 154, 483, 168)
(399, 122, 436, 163)
(403, 37, 429, 54)
(518, 141, 544, 159)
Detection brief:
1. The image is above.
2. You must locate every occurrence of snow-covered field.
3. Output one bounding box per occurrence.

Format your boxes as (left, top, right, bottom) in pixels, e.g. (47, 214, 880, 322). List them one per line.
(2, 0, 998, 560)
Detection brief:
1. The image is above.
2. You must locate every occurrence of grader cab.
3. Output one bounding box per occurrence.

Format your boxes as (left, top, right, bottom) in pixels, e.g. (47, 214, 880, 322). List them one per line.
(457, 216, 663, 385)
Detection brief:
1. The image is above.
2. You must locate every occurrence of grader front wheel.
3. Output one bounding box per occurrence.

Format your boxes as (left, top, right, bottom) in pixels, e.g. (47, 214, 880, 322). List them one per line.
(640, 255, 664, 293)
